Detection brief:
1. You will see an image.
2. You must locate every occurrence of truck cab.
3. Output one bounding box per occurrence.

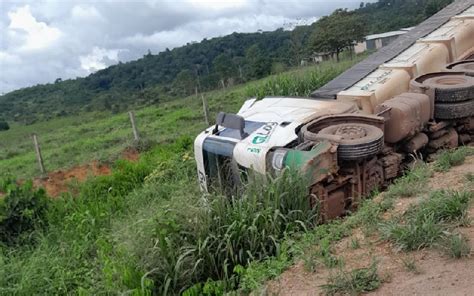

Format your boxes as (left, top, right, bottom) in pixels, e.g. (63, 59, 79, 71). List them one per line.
(194, 97, 358, 193)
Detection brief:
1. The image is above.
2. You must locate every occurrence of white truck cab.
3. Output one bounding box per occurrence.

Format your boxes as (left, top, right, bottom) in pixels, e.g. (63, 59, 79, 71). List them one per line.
(194, 97, 358, 192)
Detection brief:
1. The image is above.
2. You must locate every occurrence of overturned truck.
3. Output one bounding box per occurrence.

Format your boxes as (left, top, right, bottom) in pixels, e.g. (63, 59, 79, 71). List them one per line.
(194, 1, 474, 220)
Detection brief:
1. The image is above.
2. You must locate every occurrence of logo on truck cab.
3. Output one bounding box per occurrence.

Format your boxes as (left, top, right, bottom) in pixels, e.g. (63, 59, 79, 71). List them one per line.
(251, 122, 278, 145)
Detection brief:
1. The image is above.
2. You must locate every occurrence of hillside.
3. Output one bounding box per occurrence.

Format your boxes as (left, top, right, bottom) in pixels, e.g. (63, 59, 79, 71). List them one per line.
(0, 0, 453, 125)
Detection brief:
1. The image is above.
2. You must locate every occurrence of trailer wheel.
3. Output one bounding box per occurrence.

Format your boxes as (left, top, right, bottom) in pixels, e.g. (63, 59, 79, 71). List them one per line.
(423, 75, 474, 103)
(434, 100, 474, 120)
(318, 123, 384, 161)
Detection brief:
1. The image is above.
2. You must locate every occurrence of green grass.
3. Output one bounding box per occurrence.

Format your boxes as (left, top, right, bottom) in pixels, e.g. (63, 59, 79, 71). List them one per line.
(434, 147, 474, 172)
(385, 163, 432, 199)
(380, 190, 473, 251)
(440, 233, 471, 259)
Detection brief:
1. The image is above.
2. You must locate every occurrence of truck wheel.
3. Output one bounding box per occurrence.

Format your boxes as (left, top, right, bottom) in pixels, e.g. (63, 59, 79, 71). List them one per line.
(434, 100, 474, 120)
(423, 75, 474, 103)
(318, 123, 384, 161)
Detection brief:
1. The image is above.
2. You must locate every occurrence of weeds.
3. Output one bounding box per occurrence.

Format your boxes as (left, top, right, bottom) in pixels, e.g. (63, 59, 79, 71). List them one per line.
(321, 262, 381, 296)
(440, 233, 471, 259)
(401, 257, 420, 274)
(350, 238, 360, 249)
(380, 190, 473, 251)
(385, 163, 432, 199)
(434, 147, 473, 172)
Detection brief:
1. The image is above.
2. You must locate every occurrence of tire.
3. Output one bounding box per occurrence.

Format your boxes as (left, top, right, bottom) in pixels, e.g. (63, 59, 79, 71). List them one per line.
(445, 60, 474, 77)
(434, 100, 474, 120)
(423, 75, 474, 103)
(317, 123, 384, 161)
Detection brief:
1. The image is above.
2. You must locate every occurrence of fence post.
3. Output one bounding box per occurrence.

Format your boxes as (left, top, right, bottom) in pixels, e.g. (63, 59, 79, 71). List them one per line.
(128, 111, 140, 141)
(201, 94, 210, 126)
(32, 133, 46, 176)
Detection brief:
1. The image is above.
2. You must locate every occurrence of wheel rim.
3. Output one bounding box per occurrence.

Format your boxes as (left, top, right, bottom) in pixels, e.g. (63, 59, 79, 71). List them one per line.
(334, 125, 367, 140)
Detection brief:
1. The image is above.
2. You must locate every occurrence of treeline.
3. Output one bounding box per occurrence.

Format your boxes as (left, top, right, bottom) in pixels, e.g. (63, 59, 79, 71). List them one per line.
(0, 0, 453, 125)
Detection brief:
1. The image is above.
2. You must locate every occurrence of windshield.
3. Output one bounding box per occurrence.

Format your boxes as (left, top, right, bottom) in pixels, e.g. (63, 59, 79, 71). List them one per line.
(202, 137, 241, 194)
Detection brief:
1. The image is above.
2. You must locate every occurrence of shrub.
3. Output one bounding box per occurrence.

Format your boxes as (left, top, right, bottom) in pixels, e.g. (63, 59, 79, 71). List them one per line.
(0, 120, 9, 131)
(0, 179, 49, 245)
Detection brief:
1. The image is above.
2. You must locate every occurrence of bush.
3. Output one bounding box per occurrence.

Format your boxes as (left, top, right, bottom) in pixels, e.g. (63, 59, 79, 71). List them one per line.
(0, 178, 49, 245)
(0, 120, 9, 131)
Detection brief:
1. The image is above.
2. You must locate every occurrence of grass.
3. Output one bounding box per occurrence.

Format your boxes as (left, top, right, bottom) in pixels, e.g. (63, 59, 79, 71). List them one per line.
(385, 163, 432, 199)
(380, 190, 473, 251)
(321, 262, 381, 296)
(434, 147, 474, 172)
(440, 233, 471, 259)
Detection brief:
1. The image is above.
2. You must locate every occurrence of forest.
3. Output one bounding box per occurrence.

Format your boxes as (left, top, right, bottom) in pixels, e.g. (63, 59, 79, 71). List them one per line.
(0, 0, 453, 125)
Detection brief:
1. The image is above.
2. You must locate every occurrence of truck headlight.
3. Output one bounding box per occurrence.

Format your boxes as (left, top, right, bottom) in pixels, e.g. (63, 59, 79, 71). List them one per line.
(271, 149, 287, 171)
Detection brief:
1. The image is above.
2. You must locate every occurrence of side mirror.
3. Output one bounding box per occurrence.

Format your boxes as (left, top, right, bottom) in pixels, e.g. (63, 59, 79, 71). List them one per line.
(214, 112, 247, 139)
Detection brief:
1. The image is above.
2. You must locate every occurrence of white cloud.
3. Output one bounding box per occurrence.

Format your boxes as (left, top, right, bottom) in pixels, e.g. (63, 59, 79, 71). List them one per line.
(8, 5, 61, 51)
(71, 5, 103, 22)
(0, 0, 372, 94)
(80, 47, 121, 72)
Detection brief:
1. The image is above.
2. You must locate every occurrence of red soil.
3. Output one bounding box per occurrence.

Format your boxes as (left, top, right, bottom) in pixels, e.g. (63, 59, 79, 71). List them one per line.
(33, 149, 140, 197)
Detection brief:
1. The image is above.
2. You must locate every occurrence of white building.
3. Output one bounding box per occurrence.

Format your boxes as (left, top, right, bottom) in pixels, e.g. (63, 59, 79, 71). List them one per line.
(354, 27, 414, 53)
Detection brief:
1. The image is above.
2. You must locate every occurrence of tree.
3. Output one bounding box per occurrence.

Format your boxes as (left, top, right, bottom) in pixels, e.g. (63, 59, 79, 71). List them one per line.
(309, 9, 366, 61)
(212, 53, 236, 88)
(0, 120, 10, 131)
(290, 26, 311, 66)
(245, 44, 271, 79)
(172, 69, 196, 96)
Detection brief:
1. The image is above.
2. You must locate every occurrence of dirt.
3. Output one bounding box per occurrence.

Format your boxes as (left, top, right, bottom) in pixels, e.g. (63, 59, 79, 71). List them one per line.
(32, 149, 140, 197)
(123, 148, 140, 162)
(33, 161, 112, 197)
(266, 156, 474, 296)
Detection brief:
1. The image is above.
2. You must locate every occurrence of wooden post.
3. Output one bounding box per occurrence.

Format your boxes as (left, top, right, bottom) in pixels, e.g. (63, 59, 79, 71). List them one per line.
(201, 94, 210, 126)
(32, 133, 46, 176)
(128, 111, 140, 141)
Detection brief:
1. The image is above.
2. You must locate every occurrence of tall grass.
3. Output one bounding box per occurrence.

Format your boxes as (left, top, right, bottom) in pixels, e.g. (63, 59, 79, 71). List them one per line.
(244, 59, 363, 99)
(114, 170, 317, 294)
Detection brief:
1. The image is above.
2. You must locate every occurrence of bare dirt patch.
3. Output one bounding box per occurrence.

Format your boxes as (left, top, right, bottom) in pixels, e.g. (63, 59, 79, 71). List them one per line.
(266, 156, 474, 296)
(33, 161, 112, 197)
(32, 148, 141, 197)
(123, 148, 140, 162)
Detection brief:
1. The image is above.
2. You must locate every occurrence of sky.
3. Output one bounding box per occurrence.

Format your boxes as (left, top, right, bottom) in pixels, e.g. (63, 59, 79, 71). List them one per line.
(0, 0, 371, 94)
